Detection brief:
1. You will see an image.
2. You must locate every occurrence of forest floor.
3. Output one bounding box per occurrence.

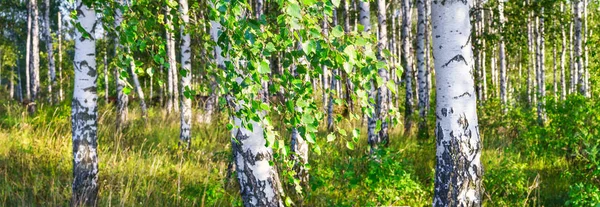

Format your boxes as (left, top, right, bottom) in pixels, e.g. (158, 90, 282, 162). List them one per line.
(0, 97, 583, 206)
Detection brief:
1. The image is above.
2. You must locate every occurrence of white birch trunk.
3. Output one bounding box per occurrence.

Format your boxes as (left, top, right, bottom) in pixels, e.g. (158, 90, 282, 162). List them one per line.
(402, 0, 413, 133)
(71, 1, 98, 205)
(58, 12, 63, 102)
(373, 0, 389, 149)
(416, 0, 428, 128)
(498, 0, 507, 106)
(44, 0, 55, 103)
(431, 0, 483, 205)
(574, 0, 584, 95)
(25, 3, 31, 101)
(115, 0, 128, 129)
(208, 2, 284, 203)
(536, 11, 545, 124)
(179, 0, 192, 148)
(30, 0, 40, 110)
(560, 3, 566, 101)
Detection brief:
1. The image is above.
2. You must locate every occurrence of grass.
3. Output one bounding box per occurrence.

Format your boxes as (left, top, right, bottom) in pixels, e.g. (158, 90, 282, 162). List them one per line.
(0, 97, 576, 206)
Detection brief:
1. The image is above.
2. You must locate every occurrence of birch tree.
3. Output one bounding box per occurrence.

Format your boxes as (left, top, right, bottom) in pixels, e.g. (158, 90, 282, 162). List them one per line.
(44, 0, 55, 104)
(402, 0, 413, 133)
(498, 0, 507, 107)
(210, 1, 284, 204)
(114, 0, 128, 129)
(560, 2, 566, 101)
(179, 0, 192, 148)
(431, 0, 483, 205)
(536, 9, 545, 124)
(29, 0, 40, 113)
(58, 11, 63, 101)
(574, 0, 584, 95)
(71, 0, 98, 204)
(416, 0, 428, 133)
(372, 0, 389, 150)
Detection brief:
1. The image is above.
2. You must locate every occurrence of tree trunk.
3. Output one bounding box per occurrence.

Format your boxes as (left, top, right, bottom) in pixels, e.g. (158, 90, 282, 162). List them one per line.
(29, 0, 40, 112)
(58, 11, 63, 102)
(574, 0, 584, 95)
(179, 0, 192, 149)
(431, 1, 483, 205)
(25, 1, 31, 101)
(560, 2, 566, 101)
(115, 0, 128, 129)
(104, 44, 109, 101)
(402, 0, 413, 134)
(416, 0, 429, 135)
(498, 0, 507, 107)
(44, 0, 55, 104)
(209, 3, 285, 204)
(372, 0, 389, 150)
(166, 3, 176, 114)
(536, 10, 545, 124)
(71, 1, 98, 205)
(129, 54, 148, 119)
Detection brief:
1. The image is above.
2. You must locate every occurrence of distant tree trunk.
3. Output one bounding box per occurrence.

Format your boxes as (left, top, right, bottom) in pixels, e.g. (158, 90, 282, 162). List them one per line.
(480, 4, 487, 101)
(104, 44, 109, 101)
(372, 0, 389, 150)
(431, 1, 483, 205)
(402, 0, 413, 134)
(582, 0, 588, 97)
(179, 0, 192, 149)
(115, 0, 128, 129)
(553, 43, 557, 99)
(424, 0, 432, 107)
(342, 0, 354, 114)
(25, 1, 32, 101)
(574, 0, 584, 95)
(325, 9, 334, 131)
(560, 3, 566, 101)
(128, 54, 148, 119)
(498, 0, 507, 107)
(29, 0, 40, 113)
(290, 40, 309, 190)
(416, 0, 428, 136)
(71, 1, 98, 205)
(58, 11, 63, 102)
(44, 0, 55, 104)
(569, 19, 575, 95)
(536, 10, 545, 124)
(18, 64, 23, 102)
(166, 3, 176, 114)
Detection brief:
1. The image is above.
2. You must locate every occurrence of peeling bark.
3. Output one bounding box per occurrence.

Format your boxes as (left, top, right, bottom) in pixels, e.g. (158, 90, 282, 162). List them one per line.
(71, 0, 98, 205)
(431, 0, 483, 205)
(179, 0, 192, 148)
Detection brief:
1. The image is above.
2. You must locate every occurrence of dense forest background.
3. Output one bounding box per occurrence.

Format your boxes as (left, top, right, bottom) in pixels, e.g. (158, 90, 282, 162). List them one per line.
(0, 0, 599, 206)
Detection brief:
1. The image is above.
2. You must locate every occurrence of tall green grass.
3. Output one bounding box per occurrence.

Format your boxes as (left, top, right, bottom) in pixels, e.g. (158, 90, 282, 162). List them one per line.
(0, 97, 582, 206)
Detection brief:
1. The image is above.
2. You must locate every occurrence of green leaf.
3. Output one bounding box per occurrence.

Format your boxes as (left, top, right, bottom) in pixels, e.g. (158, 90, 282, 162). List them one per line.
(286, 3, 302, 19)
(346, 141, 354, 150)
(339, 128, 347, 136)
(301, 113, 315, 125)
(344, 45, 356, 62)
(285, 197, 294, 206)
(258, 60, 271, 74)
(327, 133, 336, 142)
(305, 133, 316, 144)
(313, 145, 322, 155)
(302, 40, 317, 55)
(332, 25, 344, 38)
(331, 0, 341, 7)
(387, 81, 397, 95)
(123, 87, 132, 95)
